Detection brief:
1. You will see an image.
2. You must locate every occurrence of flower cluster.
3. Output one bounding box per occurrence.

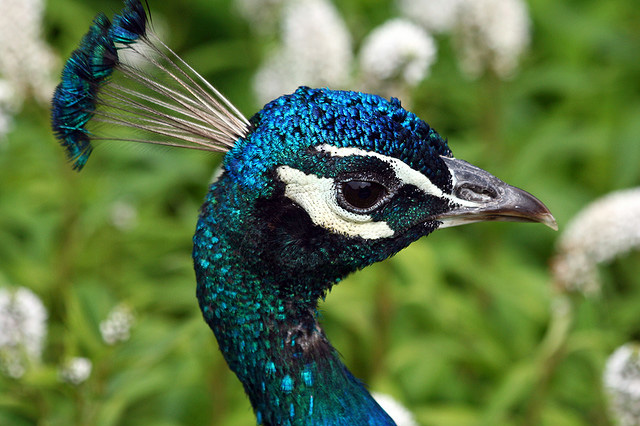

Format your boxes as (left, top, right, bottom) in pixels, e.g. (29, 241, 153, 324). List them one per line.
(604, 344, 640, 426)
(59, 357, 93, 385)
(0, 0, 57, 140)
(0, 284, 134, 386)
(100, 304, 135, 345)
(0, 286, 47, 378)
(552, 188, 640, 295)
(235, 0, 287, 34)
(397, 0, 463, 34)
(454, 0, 531, 78)
(359, 19, 436, 94)
(110, 200, 138, 231)
(253, 0, 352, 104)
(238, 0, 532, 103)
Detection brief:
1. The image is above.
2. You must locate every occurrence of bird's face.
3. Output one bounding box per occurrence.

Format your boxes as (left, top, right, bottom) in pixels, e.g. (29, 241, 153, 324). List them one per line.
(220, 87, 555, 289)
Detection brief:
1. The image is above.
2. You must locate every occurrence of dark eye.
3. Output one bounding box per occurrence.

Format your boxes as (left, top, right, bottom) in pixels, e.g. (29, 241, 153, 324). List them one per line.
(339, 180, 388, 212)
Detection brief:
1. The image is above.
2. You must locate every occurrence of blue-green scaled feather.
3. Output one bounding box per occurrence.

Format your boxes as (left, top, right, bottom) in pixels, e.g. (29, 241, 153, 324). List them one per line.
(110, 0, 148, 44)
(51, 0, 148, 170)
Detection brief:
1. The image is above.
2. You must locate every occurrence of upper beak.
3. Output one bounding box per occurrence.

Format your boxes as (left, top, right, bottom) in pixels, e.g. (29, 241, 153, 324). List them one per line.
(436, 157, 558, 231)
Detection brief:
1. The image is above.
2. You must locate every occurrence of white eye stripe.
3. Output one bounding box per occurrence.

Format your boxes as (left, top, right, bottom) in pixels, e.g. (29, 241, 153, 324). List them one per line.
(315, 144, 479, 208)
(277, 166, 394, 240)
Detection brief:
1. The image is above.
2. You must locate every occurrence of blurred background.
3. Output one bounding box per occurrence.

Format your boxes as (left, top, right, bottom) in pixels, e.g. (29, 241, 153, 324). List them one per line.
(1, 0, 639, 424)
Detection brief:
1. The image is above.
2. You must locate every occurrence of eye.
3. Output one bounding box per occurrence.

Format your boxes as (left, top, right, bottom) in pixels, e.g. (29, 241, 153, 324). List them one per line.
(338, 180, 389, 212)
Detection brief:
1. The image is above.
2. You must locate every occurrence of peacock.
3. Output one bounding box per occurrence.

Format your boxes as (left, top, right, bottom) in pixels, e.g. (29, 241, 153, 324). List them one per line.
(51, 1, 557, 425)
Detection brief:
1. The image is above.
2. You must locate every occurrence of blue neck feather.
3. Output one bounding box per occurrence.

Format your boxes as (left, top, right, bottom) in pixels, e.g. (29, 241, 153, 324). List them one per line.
(193, 174, 396, 425)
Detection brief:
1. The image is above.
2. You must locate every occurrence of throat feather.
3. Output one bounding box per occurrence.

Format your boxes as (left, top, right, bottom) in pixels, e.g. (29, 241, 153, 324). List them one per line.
(193, 181, 396, 425)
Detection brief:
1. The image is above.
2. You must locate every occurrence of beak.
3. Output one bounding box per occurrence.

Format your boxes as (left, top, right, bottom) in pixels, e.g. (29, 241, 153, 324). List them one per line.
(436, 157, 558, 231)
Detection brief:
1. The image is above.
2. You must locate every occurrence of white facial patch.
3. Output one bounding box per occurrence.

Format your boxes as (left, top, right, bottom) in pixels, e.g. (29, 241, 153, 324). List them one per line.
(277, 145, 484, 240)
(276, 166, 395, 239)
(316, 144, 480, 208)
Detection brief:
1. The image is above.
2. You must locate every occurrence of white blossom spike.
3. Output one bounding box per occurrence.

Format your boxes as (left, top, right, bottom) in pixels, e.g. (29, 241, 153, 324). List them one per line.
(397, 0, 463, 34)
(359, 19, 436, 91)
(235, 0, 287, 34)
(253, 0, 352, 103)
(0, 0, 57, 103)
(59, 357, 93, 385)
(0, 0, 57, 141)
(0, 287, 47, 378)
(604, 343, 640, 426)
(552, 187, 640, 295)
(100, 304, 135, 345)
(454, 0, 530, 79)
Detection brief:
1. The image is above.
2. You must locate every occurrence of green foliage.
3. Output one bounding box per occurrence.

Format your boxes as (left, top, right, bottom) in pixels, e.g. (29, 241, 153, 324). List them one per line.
(1, 0, 639, 424)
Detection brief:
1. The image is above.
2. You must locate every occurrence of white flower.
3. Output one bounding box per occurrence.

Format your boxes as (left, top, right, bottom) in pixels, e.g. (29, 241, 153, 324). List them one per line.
(253, 0, 353, 103)
(0, 0, 57, 103)
(604, 343, 640, 426)
(359, 19, 436, 88)
(0, 79, 17, 141)
(0, 287, 47, 378)
(372, 392, 418, 426)
(454, 0, 530, 78)
(100, 304, 135, 345)
(235, 0, 287, 34)
(0, 0, 57, 141)
(552, 188, 640, 295)
(59, 357, 92, 385)
(397, 0, 464, 33)
(110, 200, 138, 231)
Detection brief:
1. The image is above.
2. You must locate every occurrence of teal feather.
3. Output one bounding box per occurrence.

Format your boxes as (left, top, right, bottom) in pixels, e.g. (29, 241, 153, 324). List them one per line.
(51, 0, 147, 170)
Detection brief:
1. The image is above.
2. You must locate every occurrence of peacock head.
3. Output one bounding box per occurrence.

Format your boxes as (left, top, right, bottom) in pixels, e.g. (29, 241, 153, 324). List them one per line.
(209, 86, 556, 292)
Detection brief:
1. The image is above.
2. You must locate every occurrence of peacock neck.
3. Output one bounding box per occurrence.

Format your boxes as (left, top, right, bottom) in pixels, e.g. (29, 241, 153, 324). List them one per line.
(193, 176, 396, 425)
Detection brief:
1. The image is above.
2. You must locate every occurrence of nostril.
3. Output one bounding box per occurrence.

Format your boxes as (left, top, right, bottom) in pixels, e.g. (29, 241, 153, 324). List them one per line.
(455, 183, 498, 203)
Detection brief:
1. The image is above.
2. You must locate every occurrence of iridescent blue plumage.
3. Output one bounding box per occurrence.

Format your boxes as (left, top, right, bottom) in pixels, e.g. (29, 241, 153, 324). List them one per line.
(227, 87, 452, 192)
(52, 2, 556, 425)
(109, 0, 148, 44)
(51, 0, 147, 169)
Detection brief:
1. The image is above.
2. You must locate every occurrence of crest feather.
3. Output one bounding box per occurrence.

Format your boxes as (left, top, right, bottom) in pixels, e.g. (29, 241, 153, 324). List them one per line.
(51, 0, 249, 170)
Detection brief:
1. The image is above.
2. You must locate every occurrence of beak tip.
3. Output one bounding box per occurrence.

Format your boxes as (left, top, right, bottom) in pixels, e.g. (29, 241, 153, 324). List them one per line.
(540, 213, 559, 231)
(512, 192, 558, 231)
